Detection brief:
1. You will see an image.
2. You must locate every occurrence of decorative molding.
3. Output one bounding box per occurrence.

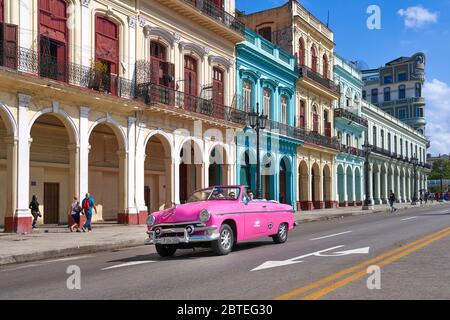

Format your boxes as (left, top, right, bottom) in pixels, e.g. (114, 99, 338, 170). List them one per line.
(52, 101, 60, 113)
(208, 55, 233, 70)
(138, 16, 147, 28)
(128, 16, 137, 29)
(80, 106, 90, 118)
(81, 0, 91, 8)
(18, 94, 31, 109)
(143, 26, 178, 47)
(179, 41, 209, 59)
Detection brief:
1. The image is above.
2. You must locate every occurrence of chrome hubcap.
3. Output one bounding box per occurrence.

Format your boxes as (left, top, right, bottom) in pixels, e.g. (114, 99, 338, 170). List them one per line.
(279, 224, 287, 240)
(221, 229, 232, 250)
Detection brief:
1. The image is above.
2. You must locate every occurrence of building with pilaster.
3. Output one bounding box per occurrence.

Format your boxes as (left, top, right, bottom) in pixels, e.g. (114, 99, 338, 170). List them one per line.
(0, 0, 246, 233)
(235, 29, 300, 207)
(333, 54, 368, 207)
(239, 0, 341, 211)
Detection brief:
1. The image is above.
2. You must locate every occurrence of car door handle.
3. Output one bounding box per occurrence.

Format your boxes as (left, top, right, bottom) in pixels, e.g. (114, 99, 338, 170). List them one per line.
(262, 205, 267, 208)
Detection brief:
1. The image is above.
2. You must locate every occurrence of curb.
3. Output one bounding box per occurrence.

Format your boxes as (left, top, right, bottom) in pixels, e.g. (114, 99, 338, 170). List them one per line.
(0, 239, 144, 267)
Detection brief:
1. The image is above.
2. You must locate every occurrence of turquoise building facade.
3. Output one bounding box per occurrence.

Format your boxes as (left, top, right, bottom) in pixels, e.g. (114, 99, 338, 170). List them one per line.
(235, 29, 302, 207)
(333, 54, 368, 206)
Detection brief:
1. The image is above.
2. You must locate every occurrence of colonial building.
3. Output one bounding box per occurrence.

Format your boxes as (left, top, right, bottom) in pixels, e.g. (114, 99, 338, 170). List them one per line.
(333, 54, 368, 207)
(362, 53, 427, 135)
(238, 0, 341, 210)
(235, 29, 300, 207)
(362, 100, 431, 205)
(0, 0, 246, 233)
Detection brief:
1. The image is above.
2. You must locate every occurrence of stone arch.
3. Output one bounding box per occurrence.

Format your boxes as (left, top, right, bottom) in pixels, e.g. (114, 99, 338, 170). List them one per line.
(143, 129, 173, 160)
(355, 166, 362, 203)
(346, 165, 354, 204)
(337, 164, 345, 205)
(208, 143, 230, 187)
(0, 102, 17, 137)
(323, 163, 332, 205)
(298, 160, 310, 210)
(279, 156, 293, 205)
(178, 137, 205, 203)
(28, 106, 78, 144)
(311, 162, 321, 208)
(88, 117, 127, 151)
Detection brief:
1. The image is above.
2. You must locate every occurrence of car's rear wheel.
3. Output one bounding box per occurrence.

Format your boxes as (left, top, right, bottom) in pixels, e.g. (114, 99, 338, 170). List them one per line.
(272, 223, 288, 244)
(155, 244, 177, 257)
(211, 224, 234, 256)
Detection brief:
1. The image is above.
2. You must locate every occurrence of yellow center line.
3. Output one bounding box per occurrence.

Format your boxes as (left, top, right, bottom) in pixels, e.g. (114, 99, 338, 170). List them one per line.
(274, 226, 450, 300)
(301, 228, 450, 300)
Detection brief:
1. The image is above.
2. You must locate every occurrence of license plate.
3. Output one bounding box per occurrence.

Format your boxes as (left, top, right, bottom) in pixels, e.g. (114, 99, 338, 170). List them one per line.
(160, 237, 180, 245)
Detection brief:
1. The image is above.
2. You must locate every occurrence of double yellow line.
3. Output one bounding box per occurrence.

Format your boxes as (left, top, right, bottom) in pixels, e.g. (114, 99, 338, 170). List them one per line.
(275, 226, 450, 300)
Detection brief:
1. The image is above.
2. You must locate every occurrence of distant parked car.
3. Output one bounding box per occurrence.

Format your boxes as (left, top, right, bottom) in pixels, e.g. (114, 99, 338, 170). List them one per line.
(145, 185, 296, 257)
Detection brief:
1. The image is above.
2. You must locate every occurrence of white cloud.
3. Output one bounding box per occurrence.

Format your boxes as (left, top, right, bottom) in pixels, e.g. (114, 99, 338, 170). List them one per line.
(423, 79, 450, 155)
(398, 6, 439, 29)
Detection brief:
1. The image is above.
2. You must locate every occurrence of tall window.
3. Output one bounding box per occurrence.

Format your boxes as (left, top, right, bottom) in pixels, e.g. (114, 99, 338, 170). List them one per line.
(399, 85, 406, 99)
(322, 54, 328, 79)
(150, 42, 167, 85)
(388, 133, 391, 152)
(299, 100, 306, 128)
(212, 67, 224, 105)
(398, 73, 407, 82)
(311, 47, 318, 72)
(263, 88, 271, 118)
(281, 96, 288, 124)
(384, 87, 391, 102)
(416, 107, 424, 118)
(384, 75, 392, 84)
(399, 109, 406, 119)
(298, 38, 305, 66)
(355, 137, 359, 149)
(410, 142, 413, 158)
(337, 131, 342, 144)
(405, 142, 408, 158)
(184, 56, 197, 96)
(258, 27, 272, 42)
(346, 134, 351, 147)
(345, 89, 351, 108)
(324, 110, 331, 137)
(362, 90, 366, 100)
(371, 89, 378, 104)
(394, 136, 397, 154)
(312, 106, 319, 132)
(372, 126, 377, 146)
(381, 129, 385, 149)
(243, 80, 252, 112)
(400, 138, 403, 156)
(95, 15, 119, 94)
(39, 0, 69, 82)
(415, 83, 422, 97)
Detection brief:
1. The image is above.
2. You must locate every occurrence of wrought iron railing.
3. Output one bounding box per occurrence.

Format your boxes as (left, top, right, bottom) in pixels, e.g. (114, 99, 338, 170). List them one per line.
(266, 119, 340, 150)
(334, 108, 368, 127)
(297, 65, 340, 95)
(183, 0, 245, 35)
(341, 145, 366, 157)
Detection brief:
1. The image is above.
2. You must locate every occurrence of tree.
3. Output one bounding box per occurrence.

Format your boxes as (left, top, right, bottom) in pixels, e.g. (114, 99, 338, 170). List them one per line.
(430, 159, 450, 180)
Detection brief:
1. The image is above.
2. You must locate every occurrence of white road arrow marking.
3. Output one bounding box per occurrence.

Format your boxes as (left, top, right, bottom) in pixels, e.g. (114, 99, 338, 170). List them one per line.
(101, 261, 155, 271)
(251, 245, 370, 272)
(401, 217, 418, 221)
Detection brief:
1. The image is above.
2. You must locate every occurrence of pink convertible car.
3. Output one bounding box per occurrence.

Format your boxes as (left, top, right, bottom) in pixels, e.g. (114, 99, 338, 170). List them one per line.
(145, 185, 296, 257)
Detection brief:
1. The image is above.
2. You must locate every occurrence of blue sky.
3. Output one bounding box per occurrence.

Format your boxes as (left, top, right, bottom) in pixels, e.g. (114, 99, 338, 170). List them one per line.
(236, 0, 450, 156)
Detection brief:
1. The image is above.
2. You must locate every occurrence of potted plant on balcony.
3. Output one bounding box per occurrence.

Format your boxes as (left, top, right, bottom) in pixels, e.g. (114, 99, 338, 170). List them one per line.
(89, 60, 109, 92)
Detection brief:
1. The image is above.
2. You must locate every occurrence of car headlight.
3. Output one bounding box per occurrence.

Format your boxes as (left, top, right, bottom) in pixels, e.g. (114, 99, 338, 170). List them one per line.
(199, 209, 211, 222)
(146, 215, 156, 227)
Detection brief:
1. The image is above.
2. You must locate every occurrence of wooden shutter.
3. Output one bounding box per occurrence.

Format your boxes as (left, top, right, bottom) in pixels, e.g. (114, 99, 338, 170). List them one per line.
(299, 101, 305, 128)
(56, 43, 66, 81)
(150, 58, 160, 84)
(313, 114, 319, 132)
(0, 0, 4, 23)
(3, 23, 18, 69)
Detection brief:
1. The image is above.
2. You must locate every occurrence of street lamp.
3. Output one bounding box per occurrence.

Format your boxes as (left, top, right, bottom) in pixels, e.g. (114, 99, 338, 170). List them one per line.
(247, 103, 268, 200)
(411, 154, 418, 205)
(362, 133, 374, 210)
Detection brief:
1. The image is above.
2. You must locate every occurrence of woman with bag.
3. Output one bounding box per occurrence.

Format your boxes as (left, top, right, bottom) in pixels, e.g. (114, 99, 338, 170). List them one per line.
(69, 196, 83, 232)
(29, 195, 41, 229)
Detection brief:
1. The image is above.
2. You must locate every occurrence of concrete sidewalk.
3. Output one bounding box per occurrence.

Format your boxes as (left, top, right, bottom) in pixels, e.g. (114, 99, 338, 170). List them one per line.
(0, 201, 447, 266)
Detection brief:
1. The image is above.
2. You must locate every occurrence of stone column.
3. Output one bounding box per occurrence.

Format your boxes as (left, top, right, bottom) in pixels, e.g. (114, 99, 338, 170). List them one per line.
(374, 166, 381, 204)
(117, 149, 131, 224)
(401, 172, 407, 203)
(351, 168, 356, 206)
(7, 94, 33, 233)
(67, 143, 80, 225)
(79, 107, 90, 202)
(342, 170, 348, 207)
(3, 136, 17, 231)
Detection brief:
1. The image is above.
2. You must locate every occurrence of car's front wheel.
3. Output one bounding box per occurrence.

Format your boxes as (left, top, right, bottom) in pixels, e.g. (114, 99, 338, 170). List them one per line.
(272, 223, 288, 244)
(211, 224, 234, 256)
(155, 244, 177, 257)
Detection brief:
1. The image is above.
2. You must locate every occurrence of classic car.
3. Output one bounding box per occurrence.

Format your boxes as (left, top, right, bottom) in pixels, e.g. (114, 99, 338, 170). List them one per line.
(145, 185, 296, 257)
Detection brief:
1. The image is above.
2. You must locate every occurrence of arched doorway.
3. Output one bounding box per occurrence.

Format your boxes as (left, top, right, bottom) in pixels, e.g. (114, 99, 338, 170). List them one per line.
(337, 164, 346, 206)
(0, 112, 8, 227)
(311, 163, 321, 209)
(239, 150, 256, 191)
(279, 157, 292, 205)
(347, 166, 354, 206)
(323, 164, 332, 208)
(355, 167, 362, 205)
(179, 139, 202, 203)
(29, 114, 76, 225)
(298, 161, 310, 210)
(144, 134, 172, 214)
(380, 165, 387, 203)
(261, 153, 275, 201)
(209, 145, 228, 187)
(88, 123, 125, 221)
(400, 168, 405, 203)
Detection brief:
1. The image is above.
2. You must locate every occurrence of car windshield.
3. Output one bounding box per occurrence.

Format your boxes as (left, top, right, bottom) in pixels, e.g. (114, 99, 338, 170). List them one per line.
(187, 187, 241, 203)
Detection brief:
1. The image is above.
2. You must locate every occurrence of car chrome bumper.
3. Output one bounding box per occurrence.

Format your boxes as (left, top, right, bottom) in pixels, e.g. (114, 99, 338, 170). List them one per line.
(145, 226, 219, 245)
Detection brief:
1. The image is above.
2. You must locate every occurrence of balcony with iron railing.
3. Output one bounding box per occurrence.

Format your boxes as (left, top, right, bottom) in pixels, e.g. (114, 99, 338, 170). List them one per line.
(154, 0, 245, 40)
(334, 108, 368, 127)
(297, 65, 340, 96)
(266, 119, 340, 150)
(341, 145, 366, 158)
(374, 97, 425, 109)
(0, 45, 247, 126)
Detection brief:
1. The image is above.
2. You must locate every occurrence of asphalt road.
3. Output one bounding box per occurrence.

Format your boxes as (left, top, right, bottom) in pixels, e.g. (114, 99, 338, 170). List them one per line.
(1, 204, 450, 300)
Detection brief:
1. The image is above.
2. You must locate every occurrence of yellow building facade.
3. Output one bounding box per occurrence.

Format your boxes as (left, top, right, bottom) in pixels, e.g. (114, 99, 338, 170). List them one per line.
(0, 0, 245, 232)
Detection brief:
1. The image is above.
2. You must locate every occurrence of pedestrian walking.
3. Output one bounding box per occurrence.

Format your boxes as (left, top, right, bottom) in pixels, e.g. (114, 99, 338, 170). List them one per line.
(389, 190, 397, 213)
(81, 193, 97, 232)
(29, 195, 41, 229)
(419, 190, 423, 205)
(69, 196, 82, 232)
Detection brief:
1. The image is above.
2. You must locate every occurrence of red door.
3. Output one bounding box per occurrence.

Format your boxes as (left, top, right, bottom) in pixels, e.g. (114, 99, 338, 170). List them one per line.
(0, 0, 4, 23)
(95, 16, 119, 95)
(313, 114, 319, 132)
(299, 39, 305, 66)
(299, 100, 305, 128)
(184, 56, 197, 111)
(1, 23, 18, 69)
(38, 0, 68, 82)
(213, 68, 224, 105)
(311, 47, 317, 72)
